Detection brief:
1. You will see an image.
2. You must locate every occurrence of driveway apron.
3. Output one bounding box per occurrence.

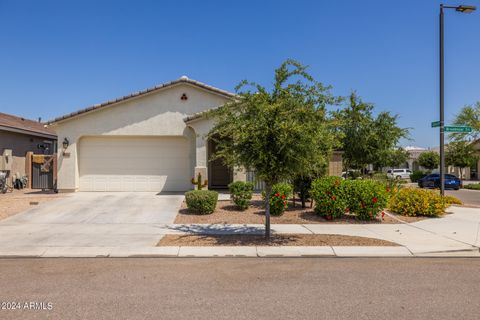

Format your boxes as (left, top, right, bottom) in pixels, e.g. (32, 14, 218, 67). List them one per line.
(0, 192, 184, 247)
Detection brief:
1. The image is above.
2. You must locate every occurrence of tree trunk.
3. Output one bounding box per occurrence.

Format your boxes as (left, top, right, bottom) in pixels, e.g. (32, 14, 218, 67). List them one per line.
(264, 183, 272, 239)
(292, 186, 296, 208)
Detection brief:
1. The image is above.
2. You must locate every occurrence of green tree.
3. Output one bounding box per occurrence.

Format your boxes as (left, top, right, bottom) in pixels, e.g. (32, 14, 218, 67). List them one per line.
(418, 151, 439, 171)
(378, 148, 410, 169)
(445, 141, 478, 179)
(334, 93, 408, 172)
(452, 102, 480, 140)
(208, 59, 339, 238)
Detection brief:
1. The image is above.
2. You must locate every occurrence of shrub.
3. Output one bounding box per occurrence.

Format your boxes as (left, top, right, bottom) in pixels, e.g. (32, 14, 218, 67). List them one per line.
(381, 178, 403, 198)
(311, 176, 346, 219)
(410, 170, 426, 182)
(293, 175, 314, 208)
(443, 195, 462, 205)
(185, 190, 218, 214)
(228, 181, 254, 210)
(464, 183, 480, 190)
(371, 172, 389, 181)
(262, 183, 293, 216)
(388, 188, 446, 217)
(343, 179, 388, 220)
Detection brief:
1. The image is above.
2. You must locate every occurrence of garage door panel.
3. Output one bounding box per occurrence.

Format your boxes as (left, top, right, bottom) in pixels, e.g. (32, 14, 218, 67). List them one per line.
(81, 150, 188, 159)
(79, 137, 191, 192)
(79, 163, 190, 174)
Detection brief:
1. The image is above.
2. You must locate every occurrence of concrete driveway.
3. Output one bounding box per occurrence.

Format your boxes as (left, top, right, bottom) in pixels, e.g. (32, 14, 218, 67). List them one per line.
(0, 192, 184, 248)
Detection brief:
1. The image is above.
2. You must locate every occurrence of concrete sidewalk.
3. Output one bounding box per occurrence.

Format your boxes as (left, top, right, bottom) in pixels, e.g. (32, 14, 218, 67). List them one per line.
(0, 206, 479, 258)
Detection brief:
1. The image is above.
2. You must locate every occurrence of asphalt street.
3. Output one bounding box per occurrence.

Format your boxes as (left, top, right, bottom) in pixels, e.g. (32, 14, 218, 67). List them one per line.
(0, 258, 479, 320)
(446, 188, 480, 206)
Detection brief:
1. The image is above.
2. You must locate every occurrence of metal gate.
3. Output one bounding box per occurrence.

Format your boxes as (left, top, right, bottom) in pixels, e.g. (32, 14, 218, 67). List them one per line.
(31, 154, 54, 189)
(246, 170, 265, 191)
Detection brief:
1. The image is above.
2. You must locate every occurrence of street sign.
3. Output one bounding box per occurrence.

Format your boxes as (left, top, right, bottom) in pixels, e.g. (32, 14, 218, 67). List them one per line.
(444, 126, 472, 133)
(431, 121, 441, 128)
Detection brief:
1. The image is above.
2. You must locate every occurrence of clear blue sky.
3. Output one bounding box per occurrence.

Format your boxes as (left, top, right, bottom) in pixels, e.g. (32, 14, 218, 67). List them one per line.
(1, 0, 479, 147)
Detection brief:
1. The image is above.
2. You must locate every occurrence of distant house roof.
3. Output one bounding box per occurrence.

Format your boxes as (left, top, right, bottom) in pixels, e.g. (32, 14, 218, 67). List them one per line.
(48, 76, 236, 125)
(403, 146, 427, 151)
(0, 112, 56, 139)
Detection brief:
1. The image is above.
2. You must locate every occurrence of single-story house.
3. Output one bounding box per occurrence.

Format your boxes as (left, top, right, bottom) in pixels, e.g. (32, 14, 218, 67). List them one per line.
(0, 112, 57, 184)
(47, 77, 241, 193)
(47, 77, 343, 193)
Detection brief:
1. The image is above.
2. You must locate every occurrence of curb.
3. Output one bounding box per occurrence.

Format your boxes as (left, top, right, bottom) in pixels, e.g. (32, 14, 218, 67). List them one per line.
(0, 246, 479, 258)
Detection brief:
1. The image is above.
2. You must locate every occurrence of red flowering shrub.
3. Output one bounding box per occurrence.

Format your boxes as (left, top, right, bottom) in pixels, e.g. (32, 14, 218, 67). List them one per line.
(311, 177, 346, 219)
(262, 183, 293, 216)
(342, 180, 388, 220)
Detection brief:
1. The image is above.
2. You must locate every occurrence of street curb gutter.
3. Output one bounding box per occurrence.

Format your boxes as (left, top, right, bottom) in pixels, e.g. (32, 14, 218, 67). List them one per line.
(0, 245, 479, 258)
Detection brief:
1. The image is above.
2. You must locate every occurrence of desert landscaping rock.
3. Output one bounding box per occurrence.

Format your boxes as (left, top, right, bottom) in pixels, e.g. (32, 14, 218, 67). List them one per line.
(157, 234, 399, 247)
(175, 196, 428, 225)
(0, 189, 65, 221)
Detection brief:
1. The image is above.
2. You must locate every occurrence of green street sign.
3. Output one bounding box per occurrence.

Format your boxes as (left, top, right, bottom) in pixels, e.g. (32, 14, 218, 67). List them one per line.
(444, 126, 472, 133)
(431, 121, 441, 128)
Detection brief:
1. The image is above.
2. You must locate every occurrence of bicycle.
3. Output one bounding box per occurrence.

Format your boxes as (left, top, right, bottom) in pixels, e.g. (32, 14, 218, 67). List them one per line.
(0, 172, 14, 194)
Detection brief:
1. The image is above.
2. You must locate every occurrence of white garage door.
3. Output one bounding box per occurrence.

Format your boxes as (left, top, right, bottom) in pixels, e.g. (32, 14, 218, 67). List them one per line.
(79, 136, 191, 192)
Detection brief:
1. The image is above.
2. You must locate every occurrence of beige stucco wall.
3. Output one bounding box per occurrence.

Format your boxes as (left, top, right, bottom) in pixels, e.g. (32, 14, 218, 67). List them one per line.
(328, 151, 343, 177)
(50, 83, 230, 191)
(185, 117, 247, 185)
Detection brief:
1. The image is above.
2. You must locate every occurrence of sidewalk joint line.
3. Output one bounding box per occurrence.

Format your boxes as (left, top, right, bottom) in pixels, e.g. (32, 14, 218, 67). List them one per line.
(301, 224, 315, 234)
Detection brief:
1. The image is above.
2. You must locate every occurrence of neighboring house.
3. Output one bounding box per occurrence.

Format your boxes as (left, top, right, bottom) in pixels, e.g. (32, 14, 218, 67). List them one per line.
(47, 77, 240, 193)
(379, 146, 428, 173)
(0, 112, 57, 184)
(403, 146, 429, 171)
(401, 144, 479, 180)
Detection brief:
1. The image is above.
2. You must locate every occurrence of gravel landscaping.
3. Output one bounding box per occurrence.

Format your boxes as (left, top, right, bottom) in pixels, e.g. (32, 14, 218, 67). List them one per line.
(157, 234, 399, 246)
(0, 189, 64, 221)
(174, 195, 428, 225)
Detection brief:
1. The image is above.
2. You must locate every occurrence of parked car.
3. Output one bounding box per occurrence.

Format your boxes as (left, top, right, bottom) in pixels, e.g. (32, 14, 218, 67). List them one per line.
(341, 170, 362, 179)
(417, 173, 461, 190)
(387, 169, 412, 180)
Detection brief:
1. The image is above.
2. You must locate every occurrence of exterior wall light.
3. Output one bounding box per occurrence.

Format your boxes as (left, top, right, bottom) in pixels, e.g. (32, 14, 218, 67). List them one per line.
(62, 137, 70, 151)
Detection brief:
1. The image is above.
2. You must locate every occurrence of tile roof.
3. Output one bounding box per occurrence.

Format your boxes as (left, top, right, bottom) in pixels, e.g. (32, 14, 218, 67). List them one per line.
(183, 108, 218, 123)
(0, 112, 56, 137)
(48, 77, 236, 125)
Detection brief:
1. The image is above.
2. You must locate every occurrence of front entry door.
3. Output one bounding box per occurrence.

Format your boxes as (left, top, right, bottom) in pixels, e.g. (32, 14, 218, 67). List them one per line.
(208, 139, 233, 189)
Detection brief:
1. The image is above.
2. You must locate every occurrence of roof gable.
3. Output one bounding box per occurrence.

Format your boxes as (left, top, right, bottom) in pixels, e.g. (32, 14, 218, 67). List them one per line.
(48, 77, 235, 125)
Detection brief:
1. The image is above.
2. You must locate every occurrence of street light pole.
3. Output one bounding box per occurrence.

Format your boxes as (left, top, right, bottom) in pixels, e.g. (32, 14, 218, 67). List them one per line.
(440, 5, 445, 197)
(438, 4, 475, 197)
